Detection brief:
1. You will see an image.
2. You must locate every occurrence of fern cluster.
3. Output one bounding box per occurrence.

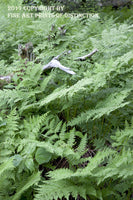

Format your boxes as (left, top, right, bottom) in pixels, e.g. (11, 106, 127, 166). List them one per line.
(0, 1, 133, 199)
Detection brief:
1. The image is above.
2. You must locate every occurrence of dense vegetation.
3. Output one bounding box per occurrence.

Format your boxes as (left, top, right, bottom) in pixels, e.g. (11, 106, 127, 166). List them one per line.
(0, 0, 133, 199)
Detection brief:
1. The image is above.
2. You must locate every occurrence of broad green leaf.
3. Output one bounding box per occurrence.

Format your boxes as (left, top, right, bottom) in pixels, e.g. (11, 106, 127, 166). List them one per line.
(35, 148, 52, 164)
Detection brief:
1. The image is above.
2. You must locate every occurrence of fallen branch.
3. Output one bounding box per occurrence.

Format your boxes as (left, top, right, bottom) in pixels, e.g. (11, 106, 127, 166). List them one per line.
(42, 58, 76, 75)
(42, 50, 76, 75)
(54, 50, 71, 60)
(0, 49, 99, 84)
(75, 49, 98, 61)
(0, 75, 12, 82)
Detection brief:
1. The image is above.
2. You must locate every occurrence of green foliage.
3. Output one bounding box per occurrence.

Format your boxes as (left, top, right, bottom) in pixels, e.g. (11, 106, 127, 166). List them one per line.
(0, 1, 133, 199)
(12, 172, 41, 200)
(35, 148, 52, 164)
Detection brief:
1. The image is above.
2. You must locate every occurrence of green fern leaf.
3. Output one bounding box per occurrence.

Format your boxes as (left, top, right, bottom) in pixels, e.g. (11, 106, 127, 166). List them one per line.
(12, 172, 41, 200)
(0, 158, 14, 176)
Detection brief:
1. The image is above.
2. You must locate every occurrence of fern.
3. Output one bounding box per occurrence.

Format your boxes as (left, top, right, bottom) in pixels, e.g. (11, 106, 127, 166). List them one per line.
(40, 78, 93, 107)
(0, 2, 133, 199)
(0, 158, 14, 176)
(12, 172, 41, 200)
(0, 109, 19, 162)
(111, 119, 133, 149)
(77, 134, 87, 154)
(69, 89, 131, 126)
(34, 148, 115, 200)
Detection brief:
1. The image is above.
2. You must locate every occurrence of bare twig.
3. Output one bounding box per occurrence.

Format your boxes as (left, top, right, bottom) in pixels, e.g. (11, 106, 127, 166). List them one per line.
(75, 49, 98, 61)
(54, 50, 71, 60)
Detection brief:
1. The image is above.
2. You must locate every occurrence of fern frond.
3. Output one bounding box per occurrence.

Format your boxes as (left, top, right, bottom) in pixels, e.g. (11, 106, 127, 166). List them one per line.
(95, 149, 133, 185)
(6, 108, 19, 135)
(54, 121, 62, 133)
(0, 89, 19, 109)
(22, 114, 47, 139)
(0, 158, 14, 176)
(59, 122, 67, 141)
(77, 148, 115, 177)
(67, 128, 75, 147)
(77, 134, 87, 154)
(40, 78, 93, 107)
(35, 179, 88, 200)
(69, 89, 131, 126)
(111, 120, 133, 148)
(12, 172, 41, 200)
(40, 73, 54, 91)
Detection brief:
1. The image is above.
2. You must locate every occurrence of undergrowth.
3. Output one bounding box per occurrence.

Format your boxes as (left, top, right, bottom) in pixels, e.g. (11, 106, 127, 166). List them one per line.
(0, 1, 133, 199)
